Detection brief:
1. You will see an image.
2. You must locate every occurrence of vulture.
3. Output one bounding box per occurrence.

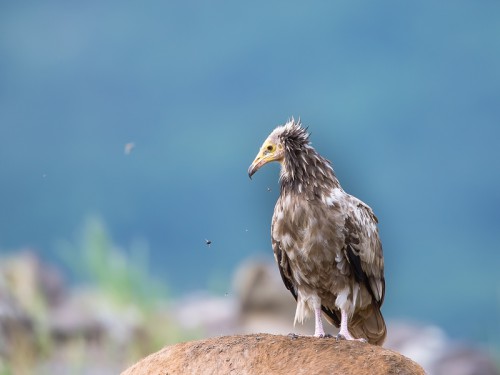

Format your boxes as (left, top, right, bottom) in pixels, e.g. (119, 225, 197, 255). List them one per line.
(248, 119, 386, 345)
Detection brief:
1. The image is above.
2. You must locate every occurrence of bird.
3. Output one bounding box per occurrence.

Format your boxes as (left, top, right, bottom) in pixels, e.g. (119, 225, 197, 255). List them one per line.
(248, 119, 386, 345)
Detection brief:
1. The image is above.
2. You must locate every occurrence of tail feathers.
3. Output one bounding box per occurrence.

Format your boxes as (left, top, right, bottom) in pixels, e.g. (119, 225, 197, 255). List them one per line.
(350, 303, 386, 346)
(321, 305, 341, 327)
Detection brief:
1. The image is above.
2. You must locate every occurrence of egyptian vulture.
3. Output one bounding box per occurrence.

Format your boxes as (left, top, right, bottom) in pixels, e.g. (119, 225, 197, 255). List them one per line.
(248, 119, 386, 345)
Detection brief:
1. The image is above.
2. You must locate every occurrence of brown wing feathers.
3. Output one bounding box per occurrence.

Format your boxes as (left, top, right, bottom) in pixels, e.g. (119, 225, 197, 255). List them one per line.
(273, 240, 298, 301)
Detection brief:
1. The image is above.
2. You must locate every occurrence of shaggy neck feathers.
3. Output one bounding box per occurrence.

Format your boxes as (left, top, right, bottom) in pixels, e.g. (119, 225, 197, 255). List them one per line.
(278, 124, 341, 196)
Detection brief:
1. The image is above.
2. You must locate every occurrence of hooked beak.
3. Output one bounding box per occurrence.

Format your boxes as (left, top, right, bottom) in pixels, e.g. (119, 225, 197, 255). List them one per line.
(248, 147, 284, 179)
(248, 155, 268, 179)
(248, 141, 284, 179)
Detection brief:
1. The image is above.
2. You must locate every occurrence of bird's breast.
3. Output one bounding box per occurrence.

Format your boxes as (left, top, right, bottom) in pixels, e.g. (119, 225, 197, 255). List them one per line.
(272, 194, 349, 288)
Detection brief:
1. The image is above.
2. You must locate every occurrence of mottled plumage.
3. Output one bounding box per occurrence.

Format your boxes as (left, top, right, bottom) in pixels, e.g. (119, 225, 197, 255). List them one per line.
(248, 119, 386, 345)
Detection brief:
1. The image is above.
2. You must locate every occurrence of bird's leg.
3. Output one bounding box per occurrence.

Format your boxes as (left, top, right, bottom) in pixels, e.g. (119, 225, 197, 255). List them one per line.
(336, 309, 355, 340)
(313, 306, 326, 337)
(336, 309, 366, 342)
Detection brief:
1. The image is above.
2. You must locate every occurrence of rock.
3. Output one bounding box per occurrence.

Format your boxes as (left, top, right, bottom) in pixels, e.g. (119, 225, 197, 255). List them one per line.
(49, 288, 144, 347)
(232, 259, 315, 336)
(385, 321, 500, 375)
(231, 260, 499, 375)
(121, 333, 426, 375)
(385, 321, 448, 372)
(0, 273, 37, 368)
(170, 291, 239, 337)
(434, 345, 500, 375)
(0, 250, 65, 312)
(233, 259, 294, 314)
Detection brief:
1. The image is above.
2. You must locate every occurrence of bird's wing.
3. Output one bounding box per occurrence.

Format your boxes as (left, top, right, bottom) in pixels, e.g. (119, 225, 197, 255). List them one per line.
(330, 195, 387, 344)
(342, 196, 385, 305)
(271, 231, 297, 301)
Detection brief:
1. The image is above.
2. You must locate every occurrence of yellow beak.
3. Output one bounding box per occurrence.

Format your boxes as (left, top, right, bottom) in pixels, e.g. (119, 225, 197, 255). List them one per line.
(248, 145, 284, 179)
(248, 153, 270, 179)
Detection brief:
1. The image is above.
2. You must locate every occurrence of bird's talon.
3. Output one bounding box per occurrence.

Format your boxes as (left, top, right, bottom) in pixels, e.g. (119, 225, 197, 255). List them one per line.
(316, 333, 333, 339)
(287, 333, 299, 340)
(336, 334, 346, 342)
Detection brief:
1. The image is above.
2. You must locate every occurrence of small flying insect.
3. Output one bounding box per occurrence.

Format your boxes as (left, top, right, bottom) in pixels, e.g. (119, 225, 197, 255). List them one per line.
(124, 142, 135, 155)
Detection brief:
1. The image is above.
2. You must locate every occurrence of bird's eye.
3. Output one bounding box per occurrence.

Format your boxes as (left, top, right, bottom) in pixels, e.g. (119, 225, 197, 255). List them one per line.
(267, 145, 274, 152)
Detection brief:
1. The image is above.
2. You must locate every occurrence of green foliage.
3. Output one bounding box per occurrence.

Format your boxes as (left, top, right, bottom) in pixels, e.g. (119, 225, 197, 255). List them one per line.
(53, 217, 194, 366)
(59, 216, 167, 309)
(0, 360, 11, 375)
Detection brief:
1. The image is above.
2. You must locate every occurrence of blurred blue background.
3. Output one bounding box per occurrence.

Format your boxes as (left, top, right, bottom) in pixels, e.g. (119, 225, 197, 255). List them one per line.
(1, 1, 499, 348)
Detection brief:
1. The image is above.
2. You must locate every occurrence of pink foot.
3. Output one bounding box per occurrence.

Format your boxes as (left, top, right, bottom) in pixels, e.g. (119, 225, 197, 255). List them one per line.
(336, 333, 367, 343)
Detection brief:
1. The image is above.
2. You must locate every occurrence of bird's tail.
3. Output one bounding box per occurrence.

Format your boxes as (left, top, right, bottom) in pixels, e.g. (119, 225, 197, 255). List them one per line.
(350, 302, 386, 346)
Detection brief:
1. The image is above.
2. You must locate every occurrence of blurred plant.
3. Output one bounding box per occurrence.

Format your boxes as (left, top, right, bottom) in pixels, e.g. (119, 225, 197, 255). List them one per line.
(0, 252, 53, 374)
(59, 216, 166, 308)
(0, 360, 11, 375)
(56, 216, 192, 362)
(1, 217, 197, 374)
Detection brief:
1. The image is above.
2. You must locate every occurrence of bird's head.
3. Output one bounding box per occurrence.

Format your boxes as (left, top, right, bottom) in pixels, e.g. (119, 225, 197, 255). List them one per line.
(248, 118, 309, 179)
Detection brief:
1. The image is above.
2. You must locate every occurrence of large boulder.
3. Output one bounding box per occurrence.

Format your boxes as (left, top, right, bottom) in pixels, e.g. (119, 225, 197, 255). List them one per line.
(121, 333, 425, 375)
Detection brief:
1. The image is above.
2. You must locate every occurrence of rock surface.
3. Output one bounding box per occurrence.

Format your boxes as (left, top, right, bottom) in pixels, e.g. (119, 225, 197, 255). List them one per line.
(121, 333, 426, 375)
